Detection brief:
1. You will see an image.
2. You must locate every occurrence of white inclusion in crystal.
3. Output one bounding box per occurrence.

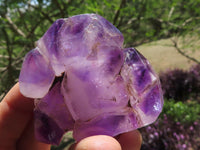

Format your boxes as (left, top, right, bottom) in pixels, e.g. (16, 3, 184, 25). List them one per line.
(84, 24, 99, 45)
(150, 73, 157, 82)
(90, 14, 98, 20)
(153, 101, 162, 112)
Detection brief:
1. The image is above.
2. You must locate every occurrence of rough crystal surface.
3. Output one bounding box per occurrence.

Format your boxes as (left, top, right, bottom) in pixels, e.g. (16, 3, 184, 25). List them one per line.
(19, 14, 163, 145)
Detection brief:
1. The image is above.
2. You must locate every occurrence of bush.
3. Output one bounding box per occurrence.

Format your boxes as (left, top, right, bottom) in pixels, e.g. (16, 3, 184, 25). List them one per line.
(189, 64, 200, 98)
(159, 69, 190, 101)
(140, 99, 200, 149)
(159, 64, 200, 101)
(162, 100, 200, 124)
(140, 116, 200, 150)
(141, 63, 200, 149)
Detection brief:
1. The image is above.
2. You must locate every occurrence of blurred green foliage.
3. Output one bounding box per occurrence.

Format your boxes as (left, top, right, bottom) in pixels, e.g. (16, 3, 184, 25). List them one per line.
(51, 138, 74, 150)
(0, 0, 200, 99)
(162, 99, 200, 124)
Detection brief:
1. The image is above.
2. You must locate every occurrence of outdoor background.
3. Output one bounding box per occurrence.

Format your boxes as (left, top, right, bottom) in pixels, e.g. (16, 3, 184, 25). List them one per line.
(0, 0, 200, 149)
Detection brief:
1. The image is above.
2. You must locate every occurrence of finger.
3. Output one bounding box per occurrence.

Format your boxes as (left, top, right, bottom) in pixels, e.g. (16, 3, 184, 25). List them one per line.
(70, 135, 122, 150)
(16, 117, 51, 150)
(117, 130, 142, 150)
(0, 83, 33, 148)
(0, 83, 50, 149)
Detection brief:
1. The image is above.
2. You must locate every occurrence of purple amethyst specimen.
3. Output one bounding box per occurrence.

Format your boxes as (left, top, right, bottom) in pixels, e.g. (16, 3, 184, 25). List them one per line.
(19, 14, 163, 145)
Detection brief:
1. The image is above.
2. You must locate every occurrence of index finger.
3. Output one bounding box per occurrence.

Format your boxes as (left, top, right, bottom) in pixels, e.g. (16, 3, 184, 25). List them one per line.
(0, 83, 35, 148)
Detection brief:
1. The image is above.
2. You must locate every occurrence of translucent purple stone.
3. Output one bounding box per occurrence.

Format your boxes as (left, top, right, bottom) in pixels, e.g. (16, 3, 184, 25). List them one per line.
(19, 14, 163, 145)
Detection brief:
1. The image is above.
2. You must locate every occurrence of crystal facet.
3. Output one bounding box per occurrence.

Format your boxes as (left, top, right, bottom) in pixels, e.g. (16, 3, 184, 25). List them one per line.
(19, 14, 163, 145)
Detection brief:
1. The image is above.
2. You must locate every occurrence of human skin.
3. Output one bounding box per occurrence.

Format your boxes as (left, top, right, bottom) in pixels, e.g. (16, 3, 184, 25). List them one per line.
(0, 83, 142, 150)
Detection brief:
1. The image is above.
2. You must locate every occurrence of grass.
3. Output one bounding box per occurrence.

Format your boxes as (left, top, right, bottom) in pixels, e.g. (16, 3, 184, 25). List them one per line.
(136, 38, 200, 73)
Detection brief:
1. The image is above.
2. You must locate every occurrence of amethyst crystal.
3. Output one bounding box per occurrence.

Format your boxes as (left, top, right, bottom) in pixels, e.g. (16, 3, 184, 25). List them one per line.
(19, 14, 163, 145)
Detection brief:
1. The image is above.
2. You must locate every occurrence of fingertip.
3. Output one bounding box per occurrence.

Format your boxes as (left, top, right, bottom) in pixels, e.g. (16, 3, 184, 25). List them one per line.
(2, 82, 34, 113)
(117, 130, 142, 150)
(75, 135, 122, 150)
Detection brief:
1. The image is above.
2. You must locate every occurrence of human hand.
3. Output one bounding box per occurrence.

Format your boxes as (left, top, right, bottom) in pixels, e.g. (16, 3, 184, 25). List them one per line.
(0, 83, 142, 150)
(69, 130, 142, 150)
(0, 83, 51, 150)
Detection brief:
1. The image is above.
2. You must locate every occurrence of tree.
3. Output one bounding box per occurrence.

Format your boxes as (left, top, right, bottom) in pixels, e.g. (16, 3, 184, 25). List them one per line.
(0, 0, 200, 100)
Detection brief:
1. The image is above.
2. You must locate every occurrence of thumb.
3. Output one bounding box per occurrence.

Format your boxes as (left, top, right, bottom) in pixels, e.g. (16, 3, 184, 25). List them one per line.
(70, 135, 121, 150)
